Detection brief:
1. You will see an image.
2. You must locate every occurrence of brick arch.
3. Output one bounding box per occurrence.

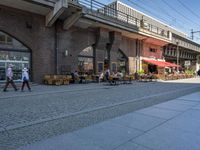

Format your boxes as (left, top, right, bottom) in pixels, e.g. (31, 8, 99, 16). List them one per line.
(118, 49, 128, 60)
(0, 29, 33, 81)
(0, 6, 56, 83)
(57, 27, 96, 73)
(119, 37, 137, 58)
(78, 45, 94, 56)
(0, 8, 34, 51)
(71, 28, 96, 55)
(70, 41, 96, 72)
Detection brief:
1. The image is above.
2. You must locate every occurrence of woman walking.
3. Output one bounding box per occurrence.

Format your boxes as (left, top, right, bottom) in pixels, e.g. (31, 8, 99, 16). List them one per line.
(21, 68, 31, 92)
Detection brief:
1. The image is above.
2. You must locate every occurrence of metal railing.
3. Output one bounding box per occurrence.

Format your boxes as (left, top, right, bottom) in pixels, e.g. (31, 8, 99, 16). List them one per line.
(77, 0, 169, 38)
(79, 0, 140, 26)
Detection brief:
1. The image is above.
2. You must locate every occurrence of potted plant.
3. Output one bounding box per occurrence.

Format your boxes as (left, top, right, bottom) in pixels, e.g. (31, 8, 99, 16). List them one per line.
(138, 69, 145, 81)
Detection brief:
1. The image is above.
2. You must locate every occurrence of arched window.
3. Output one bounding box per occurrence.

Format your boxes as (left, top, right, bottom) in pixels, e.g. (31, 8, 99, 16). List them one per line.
(78, 46, 94, 75)
(0, 31, 31, 81)
(117, 49, 128, 74)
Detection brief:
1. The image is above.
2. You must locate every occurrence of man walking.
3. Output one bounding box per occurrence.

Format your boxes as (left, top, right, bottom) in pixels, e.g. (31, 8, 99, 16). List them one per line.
(3, 64, 18, 92)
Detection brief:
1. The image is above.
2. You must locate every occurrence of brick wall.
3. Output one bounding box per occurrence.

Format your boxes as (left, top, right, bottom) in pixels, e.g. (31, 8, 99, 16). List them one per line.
(0, 6, 55, 83)
(142, 42, 163, 59)
(57, 26, 96, 73)
(0, 6, 147, 82)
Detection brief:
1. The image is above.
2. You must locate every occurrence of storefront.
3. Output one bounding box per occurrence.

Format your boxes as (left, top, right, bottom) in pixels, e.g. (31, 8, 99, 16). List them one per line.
(0, 31, 31, 82)
(142, 59, 179, 74)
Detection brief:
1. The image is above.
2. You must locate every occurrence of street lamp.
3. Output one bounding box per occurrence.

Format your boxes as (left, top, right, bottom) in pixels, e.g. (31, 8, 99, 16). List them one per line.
(176, 41, 179, 72)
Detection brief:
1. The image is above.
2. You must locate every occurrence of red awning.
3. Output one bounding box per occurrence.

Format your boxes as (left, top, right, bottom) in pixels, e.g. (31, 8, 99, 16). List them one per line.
(164, 61, 180, 67)
(143, 59, 179, 68)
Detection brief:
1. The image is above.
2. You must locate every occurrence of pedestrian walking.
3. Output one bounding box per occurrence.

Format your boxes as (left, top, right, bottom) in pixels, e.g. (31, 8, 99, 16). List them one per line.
(197, 69, 200, 77)
(21, 67, 31, 92)
(3, 64, 18, 92)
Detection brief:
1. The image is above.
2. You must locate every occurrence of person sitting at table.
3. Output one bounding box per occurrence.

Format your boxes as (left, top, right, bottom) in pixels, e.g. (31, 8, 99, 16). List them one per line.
(79, 72, 89, 84)
(99, 71, 104, 83)
(74, 70, 80, 83)
(117, 71, 124, 79)
(74, 70, 79, 77)
(105, 68, 110, 81)
(71, 72, 75, 83)
(111, 71, 119, 85)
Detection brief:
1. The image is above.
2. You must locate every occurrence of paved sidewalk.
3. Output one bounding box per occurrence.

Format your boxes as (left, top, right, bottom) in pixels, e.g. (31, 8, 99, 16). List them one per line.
(17, 91, 200, 150)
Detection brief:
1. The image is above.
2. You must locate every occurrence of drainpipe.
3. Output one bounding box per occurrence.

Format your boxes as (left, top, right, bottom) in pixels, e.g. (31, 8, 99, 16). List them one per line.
(93, 44, 96, 74)
(136, 39, 138, 73)
(55, 21, 58, 74)
(135, 39, 139, 80)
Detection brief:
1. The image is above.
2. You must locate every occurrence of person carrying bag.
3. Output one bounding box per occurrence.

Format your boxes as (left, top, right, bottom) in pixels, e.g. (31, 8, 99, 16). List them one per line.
(21, 68, 31, 92)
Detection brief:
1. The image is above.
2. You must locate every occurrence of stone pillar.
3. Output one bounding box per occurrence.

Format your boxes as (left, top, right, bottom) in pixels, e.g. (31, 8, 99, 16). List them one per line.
(136, 39, 142, 72)
(94, 28, 110, 74)
(95, 28, 109, 50)
(107, 31, 122, 71)
(128, 57, 135, 74)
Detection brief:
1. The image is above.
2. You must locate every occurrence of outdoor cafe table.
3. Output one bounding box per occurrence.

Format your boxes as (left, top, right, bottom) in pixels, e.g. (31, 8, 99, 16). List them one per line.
(109, 76, 120, 85)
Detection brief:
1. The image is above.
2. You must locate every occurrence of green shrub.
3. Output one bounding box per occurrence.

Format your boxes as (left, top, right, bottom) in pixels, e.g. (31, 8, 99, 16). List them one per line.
(185, 69, 195, 75)
(138, 69, 145, 75)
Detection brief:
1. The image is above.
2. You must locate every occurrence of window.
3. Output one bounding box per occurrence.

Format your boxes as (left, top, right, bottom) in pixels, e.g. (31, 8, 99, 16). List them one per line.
(0, 32, 12, 45)
(0, 33, 6, 43)
(7, 36, 12, 44)
(78, 57, 93, 74)
(78, 46, 94, 74)
(111, 62, 117, 72)
(149, 48, 157, 53)
(79, 46, 93, 57)
(97, 62, 104, 73)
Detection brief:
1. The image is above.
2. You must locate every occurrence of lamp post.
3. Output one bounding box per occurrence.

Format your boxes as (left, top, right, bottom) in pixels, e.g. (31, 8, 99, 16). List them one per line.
(176, 41, 179, 72)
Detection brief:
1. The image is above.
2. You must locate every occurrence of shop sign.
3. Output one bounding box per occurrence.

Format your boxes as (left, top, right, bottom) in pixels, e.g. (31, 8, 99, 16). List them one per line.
(184, 60, 191, 66)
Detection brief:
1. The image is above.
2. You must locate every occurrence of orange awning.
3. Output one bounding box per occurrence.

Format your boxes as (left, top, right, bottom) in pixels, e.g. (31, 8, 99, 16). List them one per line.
(143, 59, 180, 68)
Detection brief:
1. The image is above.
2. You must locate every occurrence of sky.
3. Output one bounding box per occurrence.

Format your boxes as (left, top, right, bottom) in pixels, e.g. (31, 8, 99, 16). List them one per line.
(98, 0, 200, 43)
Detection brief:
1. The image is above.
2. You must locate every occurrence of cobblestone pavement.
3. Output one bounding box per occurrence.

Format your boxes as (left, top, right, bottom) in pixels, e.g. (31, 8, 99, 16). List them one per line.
(17, 92, 200, 150)
(0, 78, 200, 150)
